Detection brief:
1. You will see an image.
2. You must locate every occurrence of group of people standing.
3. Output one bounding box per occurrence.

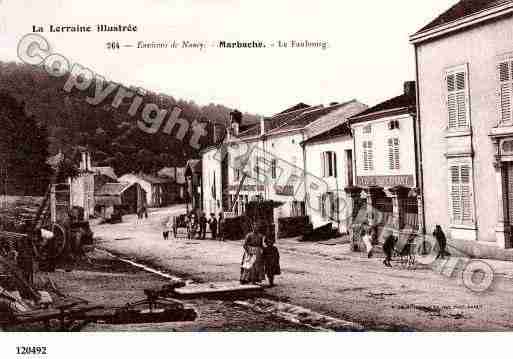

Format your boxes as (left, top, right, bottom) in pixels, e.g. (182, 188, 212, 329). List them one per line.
(162, 211, 224, 240)
(240, 223, 281, 287)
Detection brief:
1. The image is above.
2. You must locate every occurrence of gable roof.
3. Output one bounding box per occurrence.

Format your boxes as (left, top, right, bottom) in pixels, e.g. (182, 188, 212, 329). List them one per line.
(414, 0, 513, 34)
(92, 166, 117, 180)
(95, 182, 133, 196)
(235, 104, 315, 140)
(186, 159, 202, 175)
(276, 102, 311, 115)
(139, 174, 171, 184)
(118, 172, 171, 184)
(301, 122, 351, 145)
(267, 101, 355, 135)
(348, 93, 416, 124)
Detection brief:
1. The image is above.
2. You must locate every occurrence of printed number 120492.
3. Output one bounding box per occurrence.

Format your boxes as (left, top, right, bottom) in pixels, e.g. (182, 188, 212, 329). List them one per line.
(16, 347, 47, 355)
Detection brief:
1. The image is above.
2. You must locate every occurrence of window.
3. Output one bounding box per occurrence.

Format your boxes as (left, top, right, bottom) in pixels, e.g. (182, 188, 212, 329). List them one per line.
(319, 193, 338, 221)
(498, 59, 513, 124)
(363, 125, 372, 134)
(388, 138, 400, 170)
(291, 201, 306, 217)
(321, 151, 337, 178)
(446, 65, 469, 129)
(449, 163, 474, 225)
(362, 141, 374, 171)
(271, 159, 277, 179)
(388, 120, 400, 130)
(345, 150, 354, 186)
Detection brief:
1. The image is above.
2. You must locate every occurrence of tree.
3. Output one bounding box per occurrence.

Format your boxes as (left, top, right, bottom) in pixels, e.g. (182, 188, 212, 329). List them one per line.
(0, 92, 52, 195)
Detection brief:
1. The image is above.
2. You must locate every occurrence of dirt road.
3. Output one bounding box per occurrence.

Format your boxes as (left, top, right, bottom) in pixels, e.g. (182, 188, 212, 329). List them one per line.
(93, 205, 513, 331)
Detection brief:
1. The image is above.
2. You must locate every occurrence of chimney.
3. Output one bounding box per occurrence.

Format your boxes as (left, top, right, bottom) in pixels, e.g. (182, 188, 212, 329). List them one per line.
(404, 81, 416, 97)
(81, 152, 86, 171)
(230, 110, 242, 137)
(86, 152, 92, 171)
(260, 117, 265, 136)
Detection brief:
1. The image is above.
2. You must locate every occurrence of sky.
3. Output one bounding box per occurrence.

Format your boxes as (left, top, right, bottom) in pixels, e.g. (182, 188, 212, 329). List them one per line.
(0, 0, 457, 116)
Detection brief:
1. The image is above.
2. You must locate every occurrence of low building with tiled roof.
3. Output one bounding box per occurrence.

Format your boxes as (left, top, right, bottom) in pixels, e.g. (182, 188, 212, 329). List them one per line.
(411, 0, 513, 249)
(91, 166, 117, 181)
(118, 172, 174, 207)
(95, 181, 145, 218)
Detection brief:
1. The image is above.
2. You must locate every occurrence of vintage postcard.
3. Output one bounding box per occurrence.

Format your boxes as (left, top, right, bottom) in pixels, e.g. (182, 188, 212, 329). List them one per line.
(0, 0, 512, 357)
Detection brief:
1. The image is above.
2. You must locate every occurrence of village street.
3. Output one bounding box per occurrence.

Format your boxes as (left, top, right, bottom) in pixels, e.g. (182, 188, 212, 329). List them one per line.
(92, 205, 513, 331)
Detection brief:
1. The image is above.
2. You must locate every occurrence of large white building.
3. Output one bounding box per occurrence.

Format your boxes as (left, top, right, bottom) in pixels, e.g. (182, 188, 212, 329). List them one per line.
(348, 82, 420, 234)
(201, 145, 224, 215)
(411, 0, 513, 248)
(212, 101, 367, 230)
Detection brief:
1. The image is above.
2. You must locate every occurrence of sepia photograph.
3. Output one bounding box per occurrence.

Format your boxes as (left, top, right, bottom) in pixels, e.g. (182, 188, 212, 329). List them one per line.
(1, 0, 513, 356)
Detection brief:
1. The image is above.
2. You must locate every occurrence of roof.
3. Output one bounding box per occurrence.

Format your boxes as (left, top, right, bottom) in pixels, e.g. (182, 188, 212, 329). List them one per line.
(158, 167, 176, 179)
(348, 93, 416, 124)
(267, 102, 352, 135)
(95, 182, 133, 196)
(185, 159, 202, 174)
(235, 103, 315, 140)
(140, 174, 171, 184)
(92, 166, 117, 180)
(302, 122, 351, 145)
(276, 102, 311, 115)
(415, 0, 513, 34)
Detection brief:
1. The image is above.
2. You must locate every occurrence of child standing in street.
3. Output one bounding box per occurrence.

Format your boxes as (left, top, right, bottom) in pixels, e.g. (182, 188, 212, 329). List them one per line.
(208, 213, 218, 240)
(263, 237, 281, 287)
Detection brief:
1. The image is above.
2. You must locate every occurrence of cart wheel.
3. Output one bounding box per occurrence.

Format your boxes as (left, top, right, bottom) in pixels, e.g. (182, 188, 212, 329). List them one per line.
(32, 223, 67, 260)
(51, 223, 67, 258)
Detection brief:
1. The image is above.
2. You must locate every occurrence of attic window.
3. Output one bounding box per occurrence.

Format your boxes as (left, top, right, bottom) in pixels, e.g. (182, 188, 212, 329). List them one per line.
(363, 125, 372, 134)
(388, 120, 400, 130)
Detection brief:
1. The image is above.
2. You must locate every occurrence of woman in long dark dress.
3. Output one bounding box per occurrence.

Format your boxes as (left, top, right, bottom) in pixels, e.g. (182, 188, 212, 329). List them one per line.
(240, 224, 265, 284)
(263, 237, 280, 287)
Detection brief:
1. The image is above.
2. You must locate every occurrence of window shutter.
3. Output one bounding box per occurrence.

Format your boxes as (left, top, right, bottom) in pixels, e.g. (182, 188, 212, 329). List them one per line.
(321, 152, 324, 177)
(450, 165, 462, 223)
(333, 152, 337, 178)
(460, 165, 473, 222)
(388, 138, 394, 170)
(499, 60, 513, 123)
(394, 138, 400, 170)
(368, 141, 374, 171)
(362, 142, 367, 171)
(447, 74, 458, 129)
(446, 68, 469, 129)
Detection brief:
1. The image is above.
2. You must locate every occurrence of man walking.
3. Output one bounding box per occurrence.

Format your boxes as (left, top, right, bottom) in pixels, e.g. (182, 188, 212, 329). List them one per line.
(199, 212, 207, 240)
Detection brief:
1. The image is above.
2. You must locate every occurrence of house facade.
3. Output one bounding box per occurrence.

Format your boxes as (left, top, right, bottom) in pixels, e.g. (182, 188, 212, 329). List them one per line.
(348, 82, 420, 234)
(201, 146, 224, 215)
(302, 123, 356, 233)
(411, 0, 513, 248)
(220, 101, 367, 227)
